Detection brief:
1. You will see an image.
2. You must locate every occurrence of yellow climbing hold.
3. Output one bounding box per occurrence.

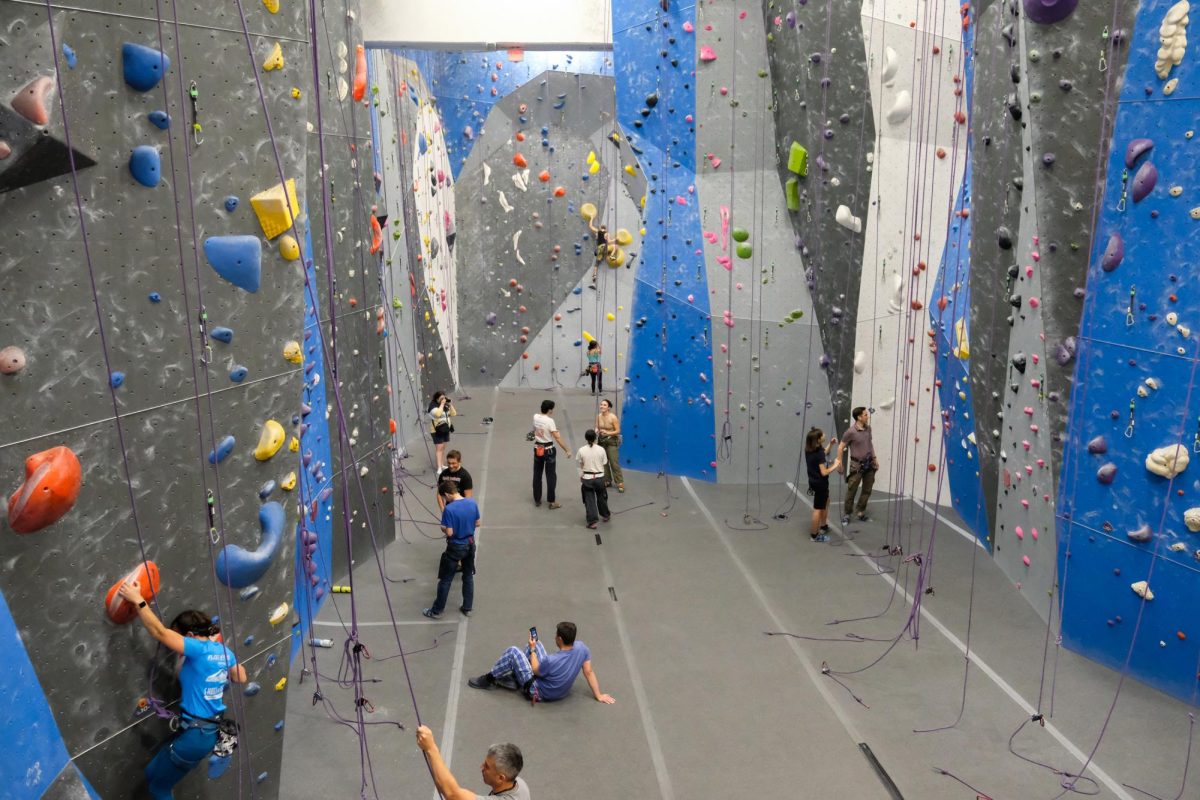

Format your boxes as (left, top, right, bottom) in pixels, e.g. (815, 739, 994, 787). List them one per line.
(279, 235, 300, 261)
(586, 150, 596, 165)
(274, 677, 288, 691)
(580, 202, 597, 221)
(287, 436, 299, 452)
(589, 160, 600, 175)
(582, 330, 595, 343)
(262, 0, 279, 11)
(263, 42, 284, 72)
(614, 228, 633, 246)
(954, 318, 970, 359)
(254, 420, 286, 461)
(251, 179, 300, 240)
(606, 312, 615, 321)
(290, 87, 301, 100)
(624, 164, 637, 176)
(268, 602, 289, 625)
(283, 340, 303, 364)
(280, 471, 297, 491)
(639, 196, 646, 209)
(606, 247, 625, 267)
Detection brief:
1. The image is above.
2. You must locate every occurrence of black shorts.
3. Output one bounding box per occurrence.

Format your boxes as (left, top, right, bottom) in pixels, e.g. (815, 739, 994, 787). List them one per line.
(432, 428, 451, 444)
(810, 485, 829, 510)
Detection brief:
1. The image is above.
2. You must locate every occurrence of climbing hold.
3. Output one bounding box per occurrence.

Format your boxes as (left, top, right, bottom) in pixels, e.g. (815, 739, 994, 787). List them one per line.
(229, 365, 248, 383)
(268, 602, 289, 625)
(122, 43, 171, 92)
(1146, 444, 1189, 478)
(110, 371, 125, 388)
(104, 561, 161, 624)
(128, 146, 161, 188)
(215, 502, 286, 588)
(208, 435, 236, 465)
(1097, 463, 1117, 484)
(0, 346, 27, 374)
(352, 45, 367, 102)
(11, 76, 54, 126)
(1155, 1, 1189, 80)
(280, 471, 297, 491)
(513, 153, 528, 169)
(736, 242, 753, 259)
(787, 141, 808, 176)
(203, 236, 262, 292)
(885, 90, 912, 125)
(278, 235, 300, 261)
(1125, 139, 1154, 168)
(784, 178, 800, 211)
(1053, 337, 1076, 366)
(259, 480, 276, 500)
(614, 229, 633, 246)
(283, 341, 302, 364)
(881, 46, 899, 84)
(7, 446, 82, 534)
(1101, 233, 1123, 272)
(1130, 580, 1155, 601)
(1087, 436, 1107, 455)
(250, 179, 300, 239)
(538, 169, 550, 183)
(1184, 507, 1200, 531)
(997, 226, 1014, 250)
(731, 227, 750, 243)
(254, 420, 286, 461)
(244, 682, 262, 697)
(211, 327, 233, 344)
(262, 42, 284, 72)
(1131, 162, 1158, 203)
(1127, 524, 1153, 543)
(1022, 0, 1078, 24)
(148, 110, 169, 130)
(62, 44, 77, 69)
(699, 45, 717, 62)
(224, 196, 239, 212)
(262, 0, 279, 11)
(834, 205, 861, 233)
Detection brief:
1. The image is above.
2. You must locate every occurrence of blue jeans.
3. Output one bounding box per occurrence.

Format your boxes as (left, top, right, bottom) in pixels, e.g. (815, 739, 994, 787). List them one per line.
(431, 541, 475, 613)
(491, 641, 548, 694)
(145, 723, 218, 799)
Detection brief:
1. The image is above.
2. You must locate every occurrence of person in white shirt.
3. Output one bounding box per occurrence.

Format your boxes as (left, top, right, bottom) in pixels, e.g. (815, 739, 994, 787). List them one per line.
(532, 400, 571, 508)
(576, 429, 610, 529)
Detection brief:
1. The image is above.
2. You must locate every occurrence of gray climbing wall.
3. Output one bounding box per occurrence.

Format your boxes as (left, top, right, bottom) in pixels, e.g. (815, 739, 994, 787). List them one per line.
(0, 0, 402, 797)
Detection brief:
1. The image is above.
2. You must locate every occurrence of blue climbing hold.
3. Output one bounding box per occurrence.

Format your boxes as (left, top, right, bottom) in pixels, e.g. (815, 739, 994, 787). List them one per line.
(208, 754, 232, 780)
(62, 43, 77, 69)
(121, 43, 170, 92)
(208, 435, 235, 464)
(229, 365, 248, 383)
(243, 634, 254, 646)
(203, 236, 261, 293)
(224, 196, 239, 212)
(148, 110, 169, 130)
(148, 292, 161, 303)
(573, 339, 582, 347)
(210, 326, 233, 343)
(572, 286, 583, 295)
(110, 371, 125, 388)
(273, 720, 284, 732)
(418, 133, 427, 155)
(243, 682, 262, 697)
(129, 146, 160, 187)
(265, 654, 277, 667)
(259, 480, 276, 499)
(215, 501, 286, 588)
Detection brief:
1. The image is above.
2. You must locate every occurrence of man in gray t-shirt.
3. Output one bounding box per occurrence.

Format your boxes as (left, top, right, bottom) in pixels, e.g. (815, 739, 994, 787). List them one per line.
(416, 725, 531, 799)
(839, 406, 879, 524)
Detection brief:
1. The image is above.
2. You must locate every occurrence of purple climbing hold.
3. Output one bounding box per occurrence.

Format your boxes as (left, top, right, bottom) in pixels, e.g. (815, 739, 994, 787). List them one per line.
(1131, 161, 1157, 203)
(1127, 524, 1152, 543)
(1042, 152, 1056, 166)
(122, 42, 171, 92)
(1097, 463, 1117, 484)
(1124, 138, 1153, 169)
(1022, 0, 1078, 25)
(485, 312, 498, 326)
(1053, 336, 1076, 366)
(786, 10, 796, 27)
(1087, 435, 1107, 455)
(129, 146, 160, 187)
(203, 236, 261, 293)
(1101, 233, 1123, 272)
(818, 354, 831, 369)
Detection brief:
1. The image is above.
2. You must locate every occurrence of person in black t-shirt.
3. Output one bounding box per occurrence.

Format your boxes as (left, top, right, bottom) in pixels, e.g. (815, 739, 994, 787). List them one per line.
(804, 427, 841, 541)
(437, 450, 474, 511)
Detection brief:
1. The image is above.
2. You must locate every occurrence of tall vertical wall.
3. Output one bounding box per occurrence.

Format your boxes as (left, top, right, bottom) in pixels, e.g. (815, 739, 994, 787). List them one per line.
(0, 0, 404, 796)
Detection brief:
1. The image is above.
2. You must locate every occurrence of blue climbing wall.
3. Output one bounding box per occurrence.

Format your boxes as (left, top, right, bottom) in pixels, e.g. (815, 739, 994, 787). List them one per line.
(1057, 0, 1200, 702)
(613, 0, 716, 479)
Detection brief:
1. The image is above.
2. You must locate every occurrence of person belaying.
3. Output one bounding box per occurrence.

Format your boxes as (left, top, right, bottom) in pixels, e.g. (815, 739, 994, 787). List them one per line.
(423, 480, 481, 619)
(596, 397, 624, 493)
(839, 407, 878, 525)
(428, 390, 457, 474)
(532, 400, 571, 509)
(415, 725, 530, 800)
(586, 340, 603, 394)
(805, 427, 841, 541)
(576, 429, 610, 529)
(116, 579, 246, 800)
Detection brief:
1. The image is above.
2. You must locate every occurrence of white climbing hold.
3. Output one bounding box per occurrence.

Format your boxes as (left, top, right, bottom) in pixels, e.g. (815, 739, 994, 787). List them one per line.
(835, 205, 862, 233)
(885, 90, 912, 125)
(1164, 78, 1180, 95)
(1185, 507, 1200, 531)
(1145, 377, 1161, 391)
(498, 191, 512, 212)
(881, 46, 900, 86)
(1145, 443, 1190, 478)
(483, 163, 491, 185)
(1179, 324, 1192, 338)
(337, 77, 349, 101)
(1170, 542, 1188, 552)
(1167, 312, 1179, 325)
(878, 397, 896, 410)
(1170, 185, 1184, 196)
(853, 351, 866, 374)
(512, 230, 525, 265)
(1155, 1, 1190, 80)
(886, 272, 904, 313)
(1130, 580, 1155, 601)
(512, 170, 528, 192)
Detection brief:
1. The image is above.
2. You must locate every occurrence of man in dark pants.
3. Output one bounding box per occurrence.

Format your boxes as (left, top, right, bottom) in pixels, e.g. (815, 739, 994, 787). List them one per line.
(576, 429, 610, 529)
(532, 400, 572, 509)
(423, 481, 481, 619)
(839, 406, 879, 525)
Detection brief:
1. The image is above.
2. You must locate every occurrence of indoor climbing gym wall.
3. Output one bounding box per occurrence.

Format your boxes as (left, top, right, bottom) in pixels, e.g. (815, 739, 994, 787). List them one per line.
(0, 0, 405, 796)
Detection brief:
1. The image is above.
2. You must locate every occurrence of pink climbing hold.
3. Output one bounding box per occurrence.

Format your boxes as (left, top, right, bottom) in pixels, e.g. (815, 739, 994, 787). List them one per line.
(675, 195, 688, 205)
(0, 141, 11, 160)
(717, 256, 732, 270)
(1031, 528, 1039, 540)
(1015, 526, 1024, 539)
(707, 154, 721, 169)
(0, 346, 27, 374)
(683, 21, 694, 32)
(12, 76, 54, 126)
(1022, 556, 1031, 567)
(699, 45, 718, 62)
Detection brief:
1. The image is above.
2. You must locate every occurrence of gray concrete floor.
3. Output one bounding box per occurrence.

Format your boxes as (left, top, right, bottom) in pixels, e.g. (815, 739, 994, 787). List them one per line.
(278, 387, 1193, 800)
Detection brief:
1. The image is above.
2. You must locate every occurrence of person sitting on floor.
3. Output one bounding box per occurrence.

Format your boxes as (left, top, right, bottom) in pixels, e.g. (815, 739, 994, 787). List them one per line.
(468, 621, 615, 705)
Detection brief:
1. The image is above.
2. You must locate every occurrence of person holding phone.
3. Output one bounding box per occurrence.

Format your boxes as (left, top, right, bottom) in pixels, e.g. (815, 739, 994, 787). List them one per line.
(428, 390, 457, 474)
(468, 622, 614, 705)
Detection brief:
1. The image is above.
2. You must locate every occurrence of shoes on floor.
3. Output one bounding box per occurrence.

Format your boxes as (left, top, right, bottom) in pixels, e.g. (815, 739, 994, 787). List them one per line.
(534, 501, 542, 507)
(587, 522, 599, 529)
(548, 502, 562, 509)
(841, 515, 851, 526)
(810, 533, 830, 542)
(422, 608, 442, 619)
(857, 514, 871, 522)
(468, 673, 496, 690)
(602, 516, 611, 523)
(820, 524, 832, 533)
(459, 606, 472, 616)
(617, 484, 625, 493)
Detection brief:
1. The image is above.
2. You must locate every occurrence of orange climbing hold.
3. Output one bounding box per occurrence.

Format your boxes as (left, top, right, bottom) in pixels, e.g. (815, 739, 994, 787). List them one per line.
(352, 44, 367, 102)
(7, 446, 82, 534)
(105, 561, 161, 624)
(553, 186, 566, 197)
(11, 76, 54, 126)
(369, 214, 383, 254)
(513, 153, 528, 169)
(538, 169, 550, 182)
(515, 131, 526, 142)
(389, 419, 397, 434)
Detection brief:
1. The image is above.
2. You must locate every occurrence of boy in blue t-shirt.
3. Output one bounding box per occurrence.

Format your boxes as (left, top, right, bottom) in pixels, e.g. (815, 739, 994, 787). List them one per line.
(423, 481, 481, 618)
(469, 621, 616, 705)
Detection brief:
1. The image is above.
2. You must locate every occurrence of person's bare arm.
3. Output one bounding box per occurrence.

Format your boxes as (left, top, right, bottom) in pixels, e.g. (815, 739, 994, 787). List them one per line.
(528, 634, 541, 676)
(230, 664, 248, 684)
(117, 580, 186, 655)
(415, 726, 475, 800)
(552, 429, 571, 456)
(581, 660, 615, 704)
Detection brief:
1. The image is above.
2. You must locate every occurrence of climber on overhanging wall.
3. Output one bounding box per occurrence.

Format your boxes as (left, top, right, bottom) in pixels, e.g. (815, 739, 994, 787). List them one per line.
(115, 580, 247, 800)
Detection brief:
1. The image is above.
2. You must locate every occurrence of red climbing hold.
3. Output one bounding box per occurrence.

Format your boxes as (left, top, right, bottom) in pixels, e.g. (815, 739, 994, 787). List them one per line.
(389, 419, 397, 434)
(369, 214, 383, 254)
(553, 186, 566, 197)
(515, 132, 526, 142)
(513, 153, 528, 169)
(12, 76, 54, 126)
(352, 44, 367, 102)
(538, 169, 550, 182)
(105, 561, 161, 624)
(7, 446, 82, 534)
(910, 300, 924, 310)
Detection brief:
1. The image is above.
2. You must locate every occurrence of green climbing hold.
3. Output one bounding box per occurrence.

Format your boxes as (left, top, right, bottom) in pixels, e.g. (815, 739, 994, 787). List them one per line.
(787, 141, 808, 176)
(785, 177, 800, 211)
(736, 242, 753, 259)
(731, 227, 749, 243)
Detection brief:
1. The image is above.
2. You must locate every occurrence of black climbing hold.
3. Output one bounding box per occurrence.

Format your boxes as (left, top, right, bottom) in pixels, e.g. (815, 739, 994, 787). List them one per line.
(645, 92, 658, 108)
(997, 226, 1013, 250)
(1011, 353, 1027, 373)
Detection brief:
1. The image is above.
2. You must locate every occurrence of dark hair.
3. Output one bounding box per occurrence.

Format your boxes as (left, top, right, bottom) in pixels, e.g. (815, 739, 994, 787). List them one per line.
(599, 398, 612, 410)
(438, 480, 458, 497)
(587, 340, 599, 350)
(556, 621, 577, 645)
(170, 610, 218, 638)
(805, 428, 824, 452)
(852, 406, 868, 422)
(540, 400, 555, 414)
(447, 449, 462, 462)
(584, 429, 597, 444)
(428, 391, 446, 412)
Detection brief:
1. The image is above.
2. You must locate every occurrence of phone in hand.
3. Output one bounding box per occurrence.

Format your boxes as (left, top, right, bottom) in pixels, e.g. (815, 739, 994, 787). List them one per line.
(529, 626, 538, 642)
